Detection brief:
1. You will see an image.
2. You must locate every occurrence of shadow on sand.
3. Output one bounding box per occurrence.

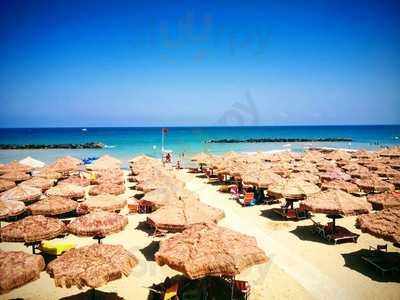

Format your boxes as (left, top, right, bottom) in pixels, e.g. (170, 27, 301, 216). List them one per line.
(140, 240, 160, 262)
(289, 225, 329, 244)
(60, 289, 124, 300)
(341, 249, 400, 283)
(135, 220, 153, 235)
(260, 208, 286, 222)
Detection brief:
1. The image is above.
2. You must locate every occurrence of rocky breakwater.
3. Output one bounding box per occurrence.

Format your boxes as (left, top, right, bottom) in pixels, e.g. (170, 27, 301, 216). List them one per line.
(0, 142, 105, 150)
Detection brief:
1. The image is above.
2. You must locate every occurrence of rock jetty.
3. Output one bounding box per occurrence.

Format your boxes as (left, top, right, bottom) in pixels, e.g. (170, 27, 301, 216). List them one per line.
(0, 142, 104, 150)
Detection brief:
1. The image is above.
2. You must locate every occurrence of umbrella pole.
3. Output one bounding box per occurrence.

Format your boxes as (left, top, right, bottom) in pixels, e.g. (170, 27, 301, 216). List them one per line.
(91, 288, 95, 300)
(332, 217, 336, 233)
(230, 276, 235, 300)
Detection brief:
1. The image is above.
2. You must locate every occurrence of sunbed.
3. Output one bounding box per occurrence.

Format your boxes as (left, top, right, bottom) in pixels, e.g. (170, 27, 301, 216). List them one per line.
(361, 245, 400, 276)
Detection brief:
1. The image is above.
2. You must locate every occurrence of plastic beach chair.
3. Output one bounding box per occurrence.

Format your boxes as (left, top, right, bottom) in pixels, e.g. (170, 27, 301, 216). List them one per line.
(234, 280, 251, 300)
(241, 192, 256, 207)
(39, 242, 75, 255)
(163, 283, 179, 300)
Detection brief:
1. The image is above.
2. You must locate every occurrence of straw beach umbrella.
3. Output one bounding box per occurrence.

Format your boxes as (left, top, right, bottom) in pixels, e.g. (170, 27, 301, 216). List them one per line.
(28, 196, 78, 216)
(0, 162, 32, 175)
(242, 170, 284, 188)
(46, 183, 85, 199)
(319, 169, 351, 182)
(379, 147, 400, 158)
(0, 200, 26, 220)
(0, 171, 31, 183)
(321, 179, 359, 194)
(142, 187, 199, 208)
(0, 185, 41, 203)
(325, 150, 351, 161)
(147, 198, 224, 232)
(0, 179, 15, 192)
(19, 157, 45, 169)
(0, 215, 65, 243)
(359, 208, 400, 244)
(355, 176, 395, 193)
(19, 177, 54, 192)
(36, 168, 63, 180)
(88, 183, 125, 196)
(268, 179, 320, 200)
(47, 156, 82, 173)
(290, 172, 320, 185)
(356, 208, 400, 244)
(367, 192, 400, 210)
(67, 211, 128, 238)
(303, 189, 372, 216)
(155, 222, 268, 279)
(47, 243, 138, 289)
(0, 250, 45, 294)
(78, 194, 127, 213)
(59, 175, 90, 187)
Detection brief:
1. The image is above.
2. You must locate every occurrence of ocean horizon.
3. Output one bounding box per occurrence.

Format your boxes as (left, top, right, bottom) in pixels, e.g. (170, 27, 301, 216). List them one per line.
(1, 125, 399, 165)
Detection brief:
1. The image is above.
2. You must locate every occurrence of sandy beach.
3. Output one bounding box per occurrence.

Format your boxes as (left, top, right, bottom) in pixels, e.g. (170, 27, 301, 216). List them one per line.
(1, 166, 399, 300)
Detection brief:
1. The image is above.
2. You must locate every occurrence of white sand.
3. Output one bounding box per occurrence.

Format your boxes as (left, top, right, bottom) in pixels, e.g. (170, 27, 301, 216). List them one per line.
(0, 169, 399, 300)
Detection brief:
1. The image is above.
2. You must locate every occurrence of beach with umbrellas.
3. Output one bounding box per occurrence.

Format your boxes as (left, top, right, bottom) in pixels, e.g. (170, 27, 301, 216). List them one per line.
(0, 148, 399, 299)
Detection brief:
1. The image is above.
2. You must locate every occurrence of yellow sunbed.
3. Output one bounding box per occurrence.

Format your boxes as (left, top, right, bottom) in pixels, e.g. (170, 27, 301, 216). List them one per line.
(39, 242, 76, 255)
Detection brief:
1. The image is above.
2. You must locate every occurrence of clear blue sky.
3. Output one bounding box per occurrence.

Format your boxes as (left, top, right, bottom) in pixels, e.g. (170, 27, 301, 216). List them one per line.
(0, 0, 399, 127)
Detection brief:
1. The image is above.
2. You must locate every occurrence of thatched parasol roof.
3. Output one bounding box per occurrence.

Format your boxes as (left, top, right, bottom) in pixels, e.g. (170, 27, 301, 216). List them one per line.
(367, 192, 400, 210)
(92, 174, 124, 185)
(36, 168, 63, 180)
(46, 183, 85, 199)
(0, 215, 65, 242)
(136, 176, 185, 193)
(356, 208, 400, 244)
(0, 171, 31, 182)
(0, 185, 41, 203)
(242, 170, 284, 188)
(47, 243, 137, 289)
(0, 179, 16, 192)
(28, 196, 78, 216)
(268, 179, 320, 199)
(321, 179, 359, 193)
(0, 200, 26, 220)
(59, 175, 90, 187)
(67, 211, 128, 237)
(303, 189, 372, 215)
(325, 150, 351, 161)
(319, 169, 351, 182)
(143, 187, 199, 208)
(155, 223, 268, 279)
(19, 177, 54, 192)
(290, 172, 320, 185)
(374, 166, 400, 178)
(191, 152, 211, 162)
(0, 250, 45, 294)
(0, 162, 32, 175)
(379, 147, 400, 158)
(47, 156, 82, 173)
(355, 176, 395, 193)
(88, 183, 125, 196)
(147, 198, 224, 232)
(87, 155, 121, 171)
(78, 194, 127, 213)
(19, 156, 45, 169)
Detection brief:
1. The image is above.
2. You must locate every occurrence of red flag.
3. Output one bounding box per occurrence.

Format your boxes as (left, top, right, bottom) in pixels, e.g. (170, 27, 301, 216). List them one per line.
(162, 127, 169, 134)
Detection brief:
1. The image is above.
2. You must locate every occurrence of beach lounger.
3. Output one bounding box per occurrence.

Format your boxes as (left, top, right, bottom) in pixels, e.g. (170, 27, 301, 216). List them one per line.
(239, 192, 256, 207)
(361, 245, 400, 276)
(311, 219, 326, 238)
(39, 242, 75, 255)
(230, 186, 240, 200)
(326, 226, 359, 244)
(234, 280, 251, 300)
(295, 204, 309, 219)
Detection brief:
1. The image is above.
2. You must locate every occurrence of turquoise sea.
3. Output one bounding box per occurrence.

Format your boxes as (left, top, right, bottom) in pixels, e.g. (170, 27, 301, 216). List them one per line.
(0, 126, 399, 166)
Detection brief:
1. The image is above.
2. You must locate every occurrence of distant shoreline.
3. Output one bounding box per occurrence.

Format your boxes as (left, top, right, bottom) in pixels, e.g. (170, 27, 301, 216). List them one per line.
(0, 142, 104, 150)
(206, 138, 353, 143)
